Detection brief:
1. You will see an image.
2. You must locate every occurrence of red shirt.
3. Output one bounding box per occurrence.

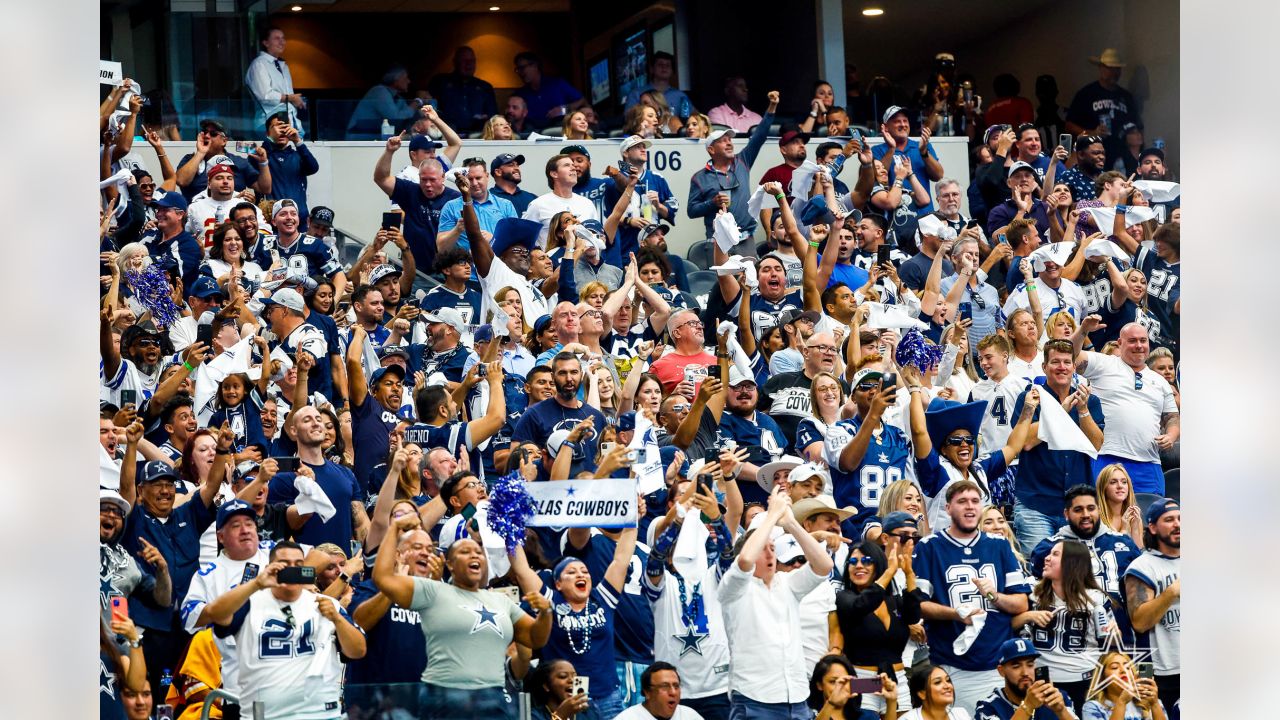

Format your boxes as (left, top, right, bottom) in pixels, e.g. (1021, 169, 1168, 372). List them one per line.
(650, 350, 717, 395)
(761, 164, 798, 202)
(982, 97, 1034, 128)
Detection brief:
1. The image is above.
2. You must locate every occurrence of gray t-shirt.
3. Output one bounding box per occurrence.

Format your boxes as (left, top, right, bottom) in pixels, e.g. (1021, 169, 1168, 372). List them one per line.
(410, 577, 526, 688)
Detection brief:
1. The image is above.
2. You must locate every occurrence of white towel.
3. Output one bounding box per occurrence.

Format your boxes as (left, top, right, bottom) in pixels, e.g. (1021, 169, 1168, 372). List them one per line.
(489, 303, 512, 338)
(193, 336, 255, 422)
(101, 445, 121, 491)
(1028, 242, 1076, 273)
(952, 605, 988, 654)
(713, 213, 742, 253)
(476, 502, 512, 580)
(788, 160, 824, 200)
(1037, 389, 1099, 458)
(293, 474, 337, 522)
(672, 511, 710, 580)
(1082, 206, 1157, 235)
(1133, 180, 1180, 203)
(1083, 239, 1130, 263)
(865, 302, 927, 331)
(747, 185, 781, 217)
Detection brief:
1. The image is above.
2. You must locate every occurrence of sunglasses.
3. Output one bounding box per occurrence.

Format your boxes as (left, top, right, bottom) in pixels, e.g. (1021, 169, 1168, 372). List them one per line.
(666, 403, 691, 414)
(138, 182, 156, 189)
(100, 504, 123, 517)
(945, 435, 977, 447)
(855, 382, 880, 392)
(134, 338, 161, 348)
(848, 556, 877, 566)
(890, 532, 919, 542)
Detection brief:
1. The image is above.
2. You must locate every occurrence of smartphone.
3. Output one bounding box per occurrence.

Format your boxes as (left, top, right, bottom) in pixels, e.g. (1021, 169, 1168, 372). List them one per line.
(877, 245, 892, 266)
(696, 473, 715, 494)
(403, 297, 420, 309)
(476, 363, 487, 378)
(1035, 666, 1051, 684)
(154, 705, 175, 720)
(959, 302, 974, 322)
(195, 322, 214, 348)
(1136, 662, 1155, 680)
(571, 676, 590, 696)
(997, 233, 1009, 245)
(618, 159, 633, 176)
(626, 448, 641, 463)
(119, 389, 137, 407)
(460, 502, 478, 522)
(1058, 133, 1072, 152)
(235, 141, 256, 155)
(275, 456, 301, 473)
(381, 211, 403, 230)
(965, 218, 981, 229)
(496, 585, 522, 604)
(277, 566, 316, 585)
(847, 677, 883, 694)
(241, 562, 260, 585)
(881, 372, 897, 391)
(600, 441, 616, 455)
(109, 595, 129, 625)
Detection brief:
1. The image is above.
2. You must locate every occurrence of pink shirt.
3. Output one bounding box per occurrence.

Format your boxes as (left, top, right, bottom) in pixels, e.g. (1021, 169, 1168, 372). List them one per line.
(650, 350, 717, 395)
(707, 104, 763, 133)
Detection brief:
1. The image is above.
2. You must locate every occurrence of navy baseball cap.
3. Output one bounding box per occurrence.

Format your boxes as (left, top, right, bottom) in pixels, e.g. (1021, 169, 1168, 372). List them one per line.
(140, 460, 180, 485)
(153, 192, 188, 211)
(232, 460, 261, 483)
(409, 135, 442, 152)
(216, 499, 257, 529)
(561, 144, 590, 158)
(188, 276, 225, 300)
(882, 511, 919, 534)
(617, 410, 637, 432)
(369, 364, 406, 389)
(377, 344, 410, 362)
(1145, 498, 1179, 525)
(532, 314, 554, 335)
(473, 324, 496, 343)
(490, 153, 526, 172)
(310, 206, 335, 225)
(997, 638, 1040, 665)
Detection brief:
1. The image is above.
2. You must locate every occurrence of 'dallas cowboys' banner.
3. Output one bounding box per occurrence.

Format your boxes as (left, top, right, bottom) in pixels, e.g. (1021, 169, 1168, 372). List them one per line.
(525, 479, 637, 529)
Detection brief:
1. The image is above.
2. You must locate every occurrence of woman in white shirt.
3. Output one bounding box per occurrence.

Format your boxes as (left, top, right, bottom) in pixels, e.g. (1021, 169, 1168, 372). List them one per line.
(902, 665, 970, 720)
(202, 222, 265, 292)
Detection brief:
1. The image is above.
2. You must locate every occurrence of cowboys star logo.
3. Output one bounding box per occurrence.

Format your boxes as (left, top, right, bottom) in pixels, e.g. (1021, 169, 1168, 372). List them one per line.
(1084, 627, 1154, 700)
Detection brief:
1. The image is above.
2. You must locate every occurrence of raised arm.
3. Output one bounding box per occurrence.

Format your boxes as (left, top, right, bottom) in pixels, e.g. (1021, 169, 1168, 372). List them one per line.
(465, 361, 507, 445)
(174, 133, 211, 189)
(423, 106, 463, 165)
(455, 175, 494, 278)
(905, 378, 933, 459)
(605, 168, 639, 240)
(366, 448, 409, 549)
(999, 387, 1039, 465)
(919, 240, 952, 317)
(673, 376, 721, 450)
(603, 526, 638, 592)
(737, 488, 789, 571)
(739, 91, 780, 169)
(206, 564, 280, 626)
(372, 516, 419, 607)
(373, 135, 403, 198)
(1104, 255, 1135, 310)
(1111, 206, 1140, 257)
(346, 325, 370, 409)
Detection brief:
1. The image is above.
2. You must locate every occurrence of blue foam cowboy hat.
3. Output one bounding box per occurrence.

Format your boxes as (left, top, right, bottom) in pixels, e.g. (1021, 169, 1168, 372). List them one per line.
(924, 397, 988, 453)
(491, 218, 541, 257)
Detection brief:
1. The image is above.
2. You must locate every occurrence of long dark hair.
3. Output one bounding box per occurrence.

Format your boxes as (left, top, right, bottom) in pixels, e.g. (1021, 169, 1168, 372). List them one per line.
(1035, 540, 1101, 613)
(808, 654, 861, 718)
(841, 541, 888, 593)
(909, 664, 949, 709)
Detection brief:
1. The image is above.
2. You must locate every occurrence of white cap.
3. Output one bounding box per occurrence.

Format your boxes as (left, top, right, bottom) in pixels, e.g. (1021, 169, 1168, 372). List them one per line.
(620, 135, 653, 154)
(756, 455, 804, 493)
(422, 307, 468, 336)
(728, 366, 756, 387)
(99, 488, 131, 516)
(705, 128, 736, 146)
(772, 534, 804, 564)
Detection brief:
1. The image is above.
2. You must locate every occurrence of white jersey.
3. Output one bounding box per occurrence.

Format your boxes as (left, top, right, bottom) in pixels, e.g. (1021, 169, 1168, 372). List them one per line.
(1028, 589, 1115, 683)
(180, 544, 273, 694)
(1002, 279, 1087, 325)
(1124, 551, 1180, 674)
(641, 565, 731, 699)
(187, 196, 265, 252)
(219, 589, 358, 720)
(522, 192, 599, 248)
(968, 374, 1032, 456)
(798, 576, 837, 672)
(615, 705, 705, 720)
(1005, 354, 1043, 384)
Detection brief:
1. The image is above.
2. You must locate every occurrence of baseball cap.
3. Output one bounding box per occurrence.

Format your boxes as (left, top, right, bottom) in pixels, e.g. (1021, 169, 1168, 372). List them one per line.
(271, 198, 299, 219)
(773, 534, 805, 564)
(778, 129, 811, 147)
(369, 264, 403, 286)
(422, 307, 468, 336)
(780, 308, 820, 326)
(882, 105, 909, 125)
(561, 144, 590, 158)
(473, 324, 496, 343)
(851, 368, 885, 387)
(262, 287, 306, 313)
(705, 128, 736, 146)
(1007, 160, 1036, 177)
(310, 206, 335, 225)
(935, 52, 956, 66)
(998, 638, 1040, 665)
(788, 463, 830, 494)
(140, 460, 180, 485)
(188, 276, 225, 300)
(199, 119, 227, 135)
(232, 460, 261, 483)
(1139, 147, 1165, 163)
(1145, 498, 1179, 525)
(489, 153, 526, 172)
(792, 495, 855, 524)
(639, 223, 671, 243)
(100, 488, 131, 517)
(153, 192, 188, 211)
(728, 366, 756, 387)
(617, 410, 637, 432)
(216, 499, 257, 530)
(377, 344, 410, 363)
(409, 135, 442, 152)
(881, 511, 919, 534)
(620, 135, 653, 154)
(369, 364, 407, 389)
(206, 162, 235, 179)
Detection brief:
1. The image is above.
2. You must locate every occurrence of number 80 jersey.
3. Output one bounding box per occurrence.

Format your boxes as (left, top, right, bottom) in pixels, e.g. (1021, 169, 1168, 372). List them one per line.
(823, 417, 912, 537)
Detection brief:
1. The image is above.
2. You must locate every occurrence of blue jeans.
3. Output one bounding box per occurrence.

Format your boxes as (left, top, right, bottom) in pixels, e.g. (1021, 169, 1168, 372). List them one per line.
(417, 684, 510, 720)
(728, 693, 812, 720)
(582, 686, 626, 720)
(683, 693, 731, 720)
(1013, 501, 1064, 555)
(1091, 455, 1164, 494)
(615, 660, 647, 707)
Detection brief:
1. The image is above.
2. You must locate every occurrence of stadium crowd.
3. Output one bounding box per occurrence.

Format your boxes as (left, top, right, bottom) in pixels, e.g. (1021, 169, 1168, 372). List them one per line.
(99, 30, 1180, 720)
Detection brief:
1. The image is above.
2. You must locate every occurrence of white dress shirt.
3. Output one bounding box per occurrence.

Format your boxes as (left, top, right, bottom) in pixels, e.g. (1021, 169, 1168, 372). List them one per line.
(245, 51, 298, 134)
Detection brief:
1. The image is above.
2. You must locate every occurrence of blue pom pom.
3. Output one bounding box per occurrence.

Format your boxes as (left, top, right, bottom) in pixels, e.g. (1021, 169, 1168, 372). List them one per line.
(125, 266, 182, 330)
(896, 328, 945, 371)
(484, 471, 537, 554)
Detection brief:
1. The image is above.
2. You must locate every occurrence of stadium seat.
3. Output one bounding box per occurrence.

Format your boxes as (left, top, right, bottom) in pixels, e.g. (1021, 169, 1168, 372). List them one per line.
(686, 240, 715, 270)
(687, 270, 718, 299)
(1134, 492, 1164, 512)
(678, 257, 700, 288)
(1163, 469, 1180, 502)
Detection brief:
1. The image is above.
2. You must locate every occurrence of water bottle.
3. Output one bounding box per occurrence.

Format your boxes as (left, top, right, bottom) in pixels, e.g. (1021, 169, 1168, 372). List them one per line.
(380, 118, 393, 139)
(940, 109, 953, 137)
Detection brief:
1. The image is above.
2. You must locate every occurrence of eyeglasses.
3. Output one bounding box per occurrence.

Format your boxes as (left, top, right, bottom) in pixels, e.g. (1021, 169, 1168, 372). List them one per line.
(677, 319, 704, 331)
(100, 504, 123, 517)
(460, 480, 483, 492)
(138, 183, 156, 189)
(945, 435, 977, 446)
(282, 605, 295, 629)
(848, 556, 877, 566)
(650, 682, 682, 692)
(579, 310, 605, 319)
(807, 345, 837, 354)
(134, 338, 161, 348)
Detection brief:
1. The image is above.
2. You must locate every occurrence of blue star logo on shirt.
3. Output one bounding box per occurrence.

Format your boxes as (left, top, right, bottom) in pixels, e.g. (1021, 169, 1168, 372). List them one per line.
(674, 627, 708, 657)
(467, 602, 503, 636)
(878, 452, 891, 464)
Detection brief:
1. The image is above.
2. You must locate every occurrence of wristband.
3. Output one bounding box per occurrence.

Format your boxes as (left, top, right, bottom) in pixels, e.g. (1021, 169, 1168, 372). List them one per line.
(182, 361, 195, 372)
(809, 111, 818, 118)
(809, 241, 821, 248)
(774, 193, 785, 202)
(1026, 283, 1038, 291)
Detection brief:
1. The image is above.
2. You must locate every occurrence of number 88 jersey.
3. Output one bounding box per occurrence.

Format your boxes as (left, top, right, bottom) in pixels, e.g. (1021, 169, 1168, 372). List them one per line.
(823, 417, 912, 537)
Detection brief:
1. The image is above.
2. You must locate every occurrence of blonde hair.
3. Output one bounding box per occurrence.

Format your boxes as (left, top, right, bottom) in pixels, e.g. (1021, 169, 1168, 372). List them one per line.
(1096, 463, 1137, 532)
(878, 480, 930, 537)
(1046, 310, 1078, 338)
(580, 281, 610, 306)
(686, 113, 712, 139)
(482, 115, 511, 141)
(561, 110, 592, 140)
(981, 505, 1027, 570)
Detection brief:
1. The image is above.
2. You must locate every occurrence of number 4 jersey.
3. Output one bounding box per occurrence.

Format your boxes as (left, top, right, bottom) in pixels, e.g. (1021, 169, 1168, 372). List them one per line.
(913, 530, 1032, 671)
(823, 417, 912, 537)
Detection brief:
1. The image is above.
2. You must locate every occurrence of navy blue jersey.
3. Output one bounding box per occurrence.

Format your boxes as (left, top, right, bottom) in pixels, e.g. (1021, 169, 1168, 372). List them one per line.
(794, 416, 827, 456)
(1134, 248, 1179, 351)
(351, 392, 400, 497)
(915, 449, 1008, 501)
(975, 686, 1060, 720)
(144, 230, 204, 291)
(1011, 383, 1105, 517)
(573, 176, 613, 222)
(267, 461, 360, 548)
(563, 533, 654, 663)
(727, 288, 803, 339)
(275, 234, 342, 279)
(719, 411, 787, 457)
(122, 498, 216, 630)
(539, 580, 620, 699)
(1098, 294, 1166, 351)
(402, 421, 483, 482)
(512, 399, 607, 478)
(276, 320, 334, 402)
(344, 579, 427, 686)
(209, 398, 267, 453)
(408, 343, 474, 384)
(421, 283, 482, 326)
(824, 417, 912, 536)
(913, 530, 1032, 670)
(603, 169, 678, 266)
(390, 179, 461, 272)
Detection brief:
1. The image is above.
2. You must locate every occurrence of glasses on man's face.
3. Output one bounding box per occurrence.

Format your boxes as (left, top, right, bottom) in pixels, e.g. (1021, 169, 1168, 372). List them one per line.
(678, 320, 704, 331)
(808, 344, 837, 354)
(135, 338, 161, 348)
(580, 310, 604, 320)
(666, 403, 691, 414)
(100, 504, 123, 517)
(460, 480, 483, 492)
(891, 532, 919, 542)
(945, 435, 977, 447)
(505, 246, 531, 257)
(138, 182, 156, 190)
(650, 682, 682, 692)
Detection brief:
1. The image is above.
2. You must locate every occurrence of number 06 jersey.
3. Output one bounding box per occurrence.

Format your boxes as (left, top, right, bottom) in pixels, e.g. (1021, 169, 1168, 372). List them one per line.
(913, 531, 1032, 671)
(215, 590, 358, 719)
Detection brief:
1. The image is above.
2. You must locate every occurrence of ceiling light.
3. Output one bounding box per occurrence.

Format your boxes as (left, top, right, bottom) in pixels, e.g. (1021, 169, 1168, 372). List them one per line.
(291, 4, 302, 11)
(490, 5, 500, 9)
(862, 7, 884, 16)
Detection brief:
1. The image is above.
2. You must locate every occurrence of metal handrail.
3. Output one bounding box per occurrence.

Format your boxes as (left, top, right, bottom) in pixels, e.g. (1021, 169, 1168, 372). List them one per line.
(199, 688, 238, 720)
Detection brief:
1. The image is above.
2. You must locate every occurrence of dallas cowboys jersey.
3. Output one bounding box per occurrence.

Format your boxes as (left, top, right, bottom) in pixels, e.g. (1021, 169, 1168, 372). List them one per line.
(274, 234, 342, 279)
(421, 284, 482, 326)
(728, 288, 803, 338)
(214, 589, 359, 719)
(1134, 248, 1179, 351)
(823, 417, 912, 536)
(1123, 551, 1180, 675)
(1030, 528, 1141, 609)
(913, 530, 1032, 670)
(969, 375, 1032, 454)
(643, 562, 731, 699)
(181, 544, 273, 694)
(1026, 590, 1115, 682)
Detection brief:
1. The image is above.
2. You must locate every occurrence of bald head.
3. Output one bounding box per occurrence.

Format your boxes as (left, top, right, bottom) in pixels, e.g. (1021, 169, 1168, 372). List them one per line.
(803, 332, 837, 374)
(1117, 322, 1150, 370)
